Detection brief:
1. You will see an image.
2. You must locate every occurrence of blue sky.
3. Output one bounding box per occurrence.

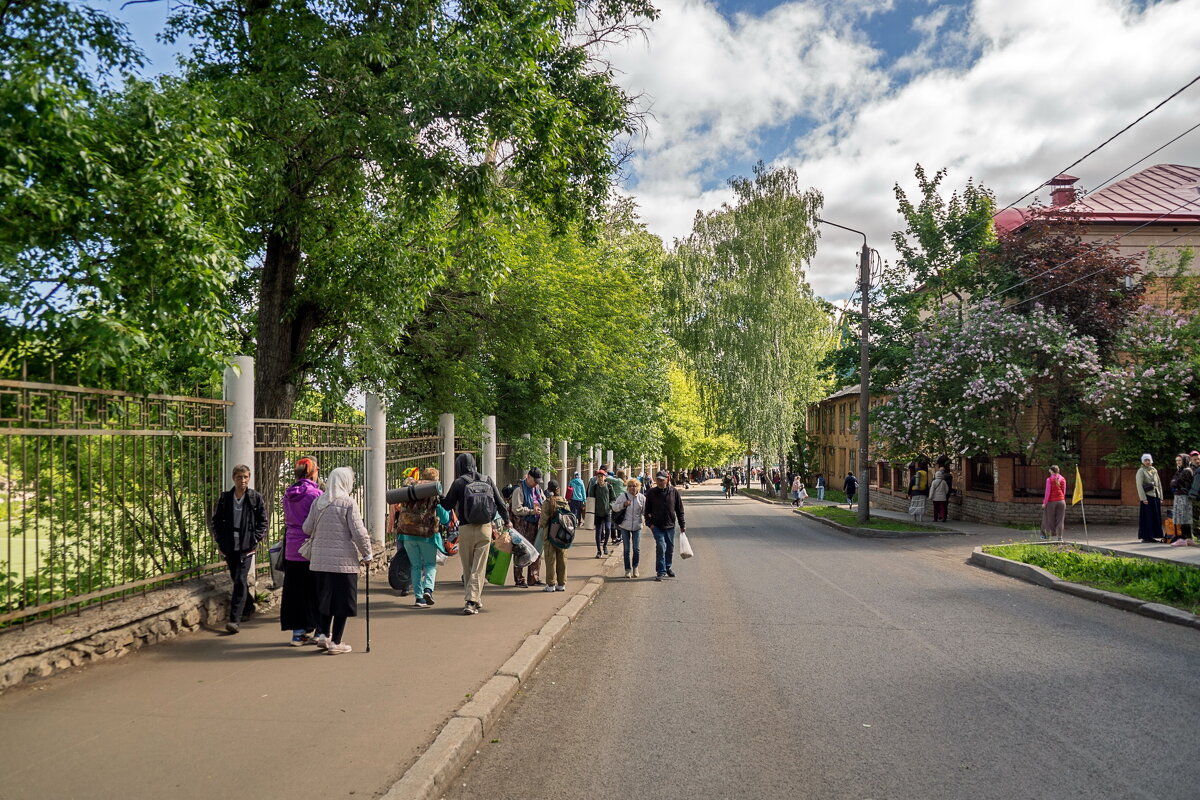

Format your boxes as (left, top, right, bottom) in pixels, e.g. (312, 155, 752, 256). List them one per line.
(106, 0, 1200, 301)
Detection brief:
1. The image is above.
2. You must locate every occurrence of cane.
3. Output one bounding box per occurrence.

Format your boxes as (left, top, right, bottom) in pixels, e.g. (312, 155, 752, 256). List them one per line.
(364, 557, 372, 654)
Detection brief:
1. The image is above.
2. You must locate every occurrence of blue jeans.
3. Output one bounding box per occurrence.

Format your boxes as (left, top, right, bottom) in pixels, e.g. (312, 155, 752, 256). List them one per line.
(621, 527, 641, 571)
(651, 526, 675, 576)
(403, 538, 438, 598)
(817, 486, 825, 500)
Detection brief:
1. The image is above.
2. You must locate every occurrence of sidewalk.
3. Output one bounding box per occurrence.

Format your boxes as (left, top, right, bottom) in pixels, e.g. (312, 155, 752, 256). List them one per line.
(0, 542, 616, 800)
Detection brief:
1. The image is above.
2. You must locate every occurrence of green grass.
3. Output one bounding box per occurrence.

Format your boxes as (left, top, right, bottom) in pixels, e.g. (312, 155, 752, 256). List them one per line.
(802, 505, 944, 533)
(983, 543, 1200, 615)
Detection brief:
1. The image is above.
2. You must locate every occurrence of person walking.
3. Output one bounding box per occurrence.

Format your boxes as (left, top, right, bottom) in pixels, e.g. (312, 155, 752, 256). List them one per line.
(1167, 454, 1193, 543)
(393, 467, 450, 608)
(589, 469, 616, 558)
(815, 473, 825, 501)
(209, 464, 268, 634)
(539, 480, 569, 592)
(790, 475, 804, 507)
(843, 471, 859, 510)
(304, 467, 373, 654)
(611, 477, 646, 578)
(643, 470, 685, 582)
(508, 468, 545, 587)
(1040, 465, 1066, 539)
(440, 453, 510, 615)
(567, 471, 587, 522)
(281, 458, 322, 645)
(929, 467, 950, 523)
(1136, 454, 1164, 543)
(908, 461, 930, 523)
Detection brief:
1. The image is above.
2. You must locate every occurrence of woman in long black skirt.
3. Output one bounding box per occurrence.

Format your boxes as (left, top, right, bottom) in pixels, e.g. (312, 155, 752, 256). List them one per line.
(281, 458, 322, 645)
(1135, 454, 1164, 543)
(303, 466, 373, 655)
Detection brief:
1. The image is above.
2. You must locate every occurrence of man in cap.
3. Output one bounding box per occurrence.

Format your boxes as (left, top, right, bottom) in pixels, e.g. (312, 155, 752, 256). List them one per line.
(643, 470, 686, 581)
(588, 468, 618, 558)
(509, 467, 545, 587)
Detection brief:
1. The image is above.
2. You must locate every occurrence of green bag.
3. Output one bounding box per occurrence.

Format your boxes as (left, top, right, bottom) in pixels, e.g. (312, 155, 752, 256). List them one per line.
(485, 544, 511, 586)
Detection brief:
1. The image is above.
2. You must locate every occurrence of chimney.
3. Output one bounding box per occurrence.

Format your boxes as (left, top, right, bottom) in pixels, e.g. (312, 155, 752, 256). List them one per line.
(1047, 173, 1079, 207)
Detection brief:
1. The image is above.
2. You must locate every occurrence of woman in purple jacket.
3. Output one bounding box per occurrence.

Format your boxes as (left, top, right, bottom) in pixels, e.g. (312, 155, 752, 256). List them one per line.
(280, 457, 323, 646)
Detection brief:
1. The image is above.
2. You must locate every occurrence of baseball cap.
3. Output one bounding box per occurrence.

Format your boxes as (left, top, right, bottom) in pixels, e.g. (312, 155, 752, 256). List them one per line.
(528, 467, 542, 480)
(656, 470, 669, 478)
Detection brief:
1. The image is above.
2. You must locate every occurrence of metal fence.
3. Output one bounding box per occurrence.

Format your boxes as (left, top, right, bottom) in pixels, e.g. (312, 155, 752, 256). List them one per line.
(0, 377, 230, 627)
(968, 457, 994, 493)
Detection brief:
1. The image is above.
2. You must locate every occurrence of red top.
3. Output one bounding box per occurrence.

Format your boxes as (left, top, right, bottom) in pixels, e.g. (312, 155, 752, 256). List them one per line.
(1044, 474, 1066, 504)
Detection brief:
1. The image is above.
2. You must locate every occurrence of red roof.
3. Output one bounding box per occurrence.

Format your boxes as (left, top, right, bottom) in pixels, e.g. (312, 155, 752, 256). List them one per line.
(995, 164, 1200, 233)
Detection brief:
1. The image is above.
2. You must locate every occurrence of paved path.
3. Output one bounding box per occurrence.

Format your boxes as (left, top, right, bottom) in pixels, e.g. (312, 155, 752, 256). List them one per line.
(447, 484, 1200, 800)
(0, 540, 609, 799)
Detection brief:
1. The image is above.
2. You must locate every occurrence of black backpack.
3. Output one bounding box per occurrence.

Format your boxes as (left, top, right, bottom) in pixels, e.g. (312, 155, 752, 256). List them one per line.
(462, 478, 498, 524)
(547, 508, 577, 549)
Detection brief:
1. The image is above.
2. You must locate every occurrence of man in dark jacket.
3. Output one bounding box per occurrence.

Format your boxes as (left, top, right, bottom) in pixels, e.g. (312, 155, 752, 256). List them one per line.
(643, 470, 685, 581)
(209, 464, 268, 633)
(440, 453, 509, 615)
(844, 472, 859, 510)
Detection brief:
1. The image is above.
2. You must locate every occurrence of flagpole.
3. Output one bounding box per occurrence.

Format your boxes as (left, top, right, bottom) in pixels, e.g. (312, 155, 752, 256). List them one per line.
(1080, 496, 1089, 545)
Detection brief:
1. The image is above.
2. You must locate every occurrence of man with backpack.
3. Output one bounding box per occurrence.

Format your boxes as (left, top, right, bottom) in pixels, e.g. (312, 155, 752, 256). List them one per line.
(539, 480, 574, 592)
(440, 453, 510, 615)
(643, 470, 685, 581)
(508, 468, 546, 588)
(843, 471, 859, 510)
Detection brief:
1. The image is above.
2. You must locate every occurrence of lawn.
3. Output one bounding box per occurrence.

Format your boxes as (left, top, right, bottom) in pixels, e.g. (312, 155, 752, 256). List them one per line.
(983, 543, 1200, 615)
(802, 505, 944, 533)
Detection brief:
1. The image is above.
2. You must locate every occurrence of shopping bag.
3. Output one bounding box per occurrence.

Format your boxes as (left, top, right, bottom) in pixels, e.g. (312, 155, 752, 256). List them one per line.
(389, 547, 412, 593)
(677, 531, 694, 559)
(510, 532, 538, 568)
(268, 540, 287, 589)
(486, 544, 512, 585)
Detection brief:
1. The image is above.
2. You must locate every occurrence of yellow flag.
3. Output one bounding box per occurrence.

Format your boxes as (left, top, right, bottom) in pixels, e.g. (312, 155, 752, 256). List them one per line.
(1071, 466, 1084, 506)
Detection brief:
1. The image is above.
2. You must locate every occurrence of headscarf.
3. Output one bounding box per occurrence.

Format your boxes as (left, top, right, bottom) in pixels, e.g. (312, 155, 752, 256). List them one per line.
(311, 466, 354, 515)
(1141, 453, 1153, 464)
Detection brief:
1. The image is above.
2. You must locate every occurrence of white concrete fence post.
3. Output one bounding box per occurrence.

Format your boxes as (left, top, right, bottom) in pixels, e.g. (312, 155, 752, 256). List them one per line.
(482, 415, 497, 479)
(365, 393, 387, 547)
(606, 450, 614, 473)
(559, 440, 569, 490)
(575, 443, 583, 482)
(223, 356, 255, 490)
(439, 413, 455, 489)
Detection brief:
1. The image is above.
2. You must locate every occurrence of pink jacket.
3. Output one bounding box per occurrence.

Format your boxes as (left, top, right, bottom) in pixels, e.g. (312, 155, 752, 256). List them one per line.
(1044, 474, 1066, 504)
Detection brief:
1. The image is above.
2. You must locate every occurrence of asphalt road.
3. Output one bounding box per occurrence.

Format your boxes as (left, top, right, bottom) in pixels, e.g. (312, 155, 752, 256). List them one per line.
(444, 484, 1200, 800)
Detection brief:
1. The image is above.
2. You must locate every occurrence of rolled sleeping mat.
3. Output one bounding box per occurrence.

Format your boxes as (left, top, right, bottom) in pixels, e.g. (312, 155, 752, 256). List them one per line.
(385, 480, 440, 505)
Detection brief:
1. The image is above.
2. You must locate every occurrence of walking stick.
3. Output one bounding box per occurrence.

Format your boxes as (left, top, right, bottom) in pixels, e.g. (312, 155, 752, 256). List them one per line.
(365, 558, 371, 653)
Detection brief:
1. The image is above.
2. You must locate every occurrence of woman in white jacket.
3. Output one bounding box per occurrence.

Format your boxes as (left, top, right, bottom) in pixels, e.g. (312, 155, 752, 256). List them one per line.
(303, 466, 373, 654)
(611, 478, 647, 579)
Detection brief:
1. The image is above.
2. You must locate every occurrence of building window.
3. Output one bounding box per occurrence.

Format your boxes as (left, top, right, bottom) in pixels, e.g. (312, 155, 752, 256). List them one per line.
(850, 450, 857, 474)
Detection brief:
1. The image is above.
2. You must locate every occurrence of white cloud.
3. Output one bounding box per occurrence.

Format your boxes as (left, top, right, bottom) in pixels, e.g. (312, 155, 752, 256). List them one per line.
(614, 0, 1200, 299)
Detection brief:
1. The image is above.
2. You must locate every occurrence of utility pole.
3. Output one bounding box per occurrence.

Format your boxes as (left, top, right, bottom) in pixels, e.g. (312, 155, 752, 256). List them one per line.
(817, 218, 871, 524)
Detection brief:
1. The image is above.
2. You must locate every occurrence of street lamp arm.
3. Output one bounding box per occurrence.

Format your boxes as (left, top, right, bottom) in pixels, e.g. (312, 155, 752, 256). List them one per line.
(815, 218, 868, 247)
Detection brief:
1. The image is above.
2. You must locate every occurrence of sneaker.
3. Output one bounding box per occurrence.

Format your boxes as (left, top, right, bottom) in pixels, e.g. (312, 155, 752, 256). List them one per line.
(667, 569, 676, 578)
(314, 634, 329, 650)
(543, 585, 556, 592)
(515, 581, 528, 589)
(290, 634, 305, 647)
(415, 599, 428, 608)
(625, 570, 633, 578)
(423, 592, 435, 607)
(326, 641, 352, 655)
(529, 579, 545, 586)
(463, 603, 478, 615)
(555, 585, 565, 592)
(633, 568, 640, 578)
(595, 553, 603, 559)
(225, 621, 240, 634)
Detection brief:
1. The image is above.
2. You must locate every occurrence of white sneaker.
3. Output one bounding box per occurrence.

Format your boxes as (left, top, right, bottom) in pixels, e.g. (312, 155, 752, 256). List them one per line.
(326, 641, 352, 655)
(555, 585, 565, 592)
(624, 570, 633, 578)
(633, 568, 640, 578)
(542, 584, 556, 592)
(314, 634, 329, 650)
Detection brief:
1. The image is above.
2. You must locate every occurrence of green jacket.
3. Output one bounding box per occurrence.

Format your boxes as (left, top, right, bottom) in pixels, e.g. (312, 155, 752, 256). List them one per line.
(588, 477, 619, 516)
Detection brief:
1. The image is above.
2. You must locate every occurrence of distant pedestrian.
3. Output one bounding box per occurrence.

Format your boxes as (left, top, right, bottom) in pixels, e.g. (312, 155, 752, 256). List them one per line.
(1040, 465, 1066, 539)
(508, 468, 545, 587)
(539, 480, 569, 592)
(209, 464, 268, 634)
(930, 467, 950, 523)
(790, 475, 804, 507)
(589, 469, 617, 558)
(1136, 454, 1164, 543)
(843, 472, 858, 509)
(304, 467, 373, 654)
(1168, 453, 1193, 543)
(281, 458, 322, 645)
(908, 461, 930, 523)
(815, 473, 825, 501)
(644, 470, 685, 581)
(611, 477, 646, 578)
(1187, 450, 1200, 535)
(567, 471, 587, 522)
(441, 453, 510, 615)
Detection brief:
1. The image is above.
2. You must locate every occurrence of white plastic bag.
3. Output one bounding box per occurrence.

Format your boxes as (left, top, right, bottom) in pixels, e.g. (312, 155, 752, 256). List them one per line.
(677, 531, 694, 559)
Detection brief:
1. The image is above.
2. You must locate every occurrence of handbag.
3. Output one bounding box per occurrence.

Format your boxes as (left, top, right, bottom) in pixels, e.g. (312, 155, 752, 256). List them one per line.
(268, 540, 287, 588)
(299, 505, 328, 560)
(613, 492, 630, 528)
(677, 531, 694, 559)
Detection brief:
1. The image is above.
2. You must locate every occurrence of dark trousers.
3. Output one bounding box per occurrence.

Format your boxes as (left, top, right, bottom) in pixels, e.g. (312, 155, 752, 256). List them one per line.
(594, 514, 611, 554)
(225, 552, 255, 623)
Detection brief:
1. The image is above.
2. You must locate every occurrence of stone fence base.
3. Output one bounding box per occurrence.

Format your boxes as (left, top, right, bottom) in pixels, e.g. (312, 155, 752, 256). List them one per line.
(868, 487, 1140, 526)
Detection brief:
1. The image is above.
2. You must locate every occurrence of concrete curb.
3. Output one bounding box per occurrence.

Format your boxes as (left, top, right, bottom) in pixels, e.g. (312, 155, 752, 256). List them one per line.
(794, 508, 964, 538)
(969, 547, 1200, 631)
(383, 561, 608, 800)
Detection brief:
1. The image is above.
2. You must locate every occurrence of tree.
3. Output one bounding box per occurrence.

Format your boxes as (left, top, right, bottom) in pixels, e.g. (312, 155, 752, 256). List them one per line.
(874, 301, 1102, 464)
(665, 163, 831, 465)
(161, 0, 658, 423)
(0, 5, 246, 388)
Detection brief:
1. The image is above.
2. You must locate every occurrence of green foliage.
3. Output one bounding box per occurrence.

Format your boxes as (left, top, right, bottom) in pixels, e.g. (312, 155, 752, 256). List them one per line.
(666, 163, 832, 462)
(660, 364, 742, 469)
(984, 543, 1200, 614)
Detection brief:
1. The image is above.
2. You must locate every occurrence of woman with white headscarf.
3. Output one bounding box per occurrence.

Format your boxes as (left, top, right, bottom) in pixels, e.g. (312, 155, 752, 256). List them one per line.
(1135, 453, 1164, 544)
(303, 466, 373, 654)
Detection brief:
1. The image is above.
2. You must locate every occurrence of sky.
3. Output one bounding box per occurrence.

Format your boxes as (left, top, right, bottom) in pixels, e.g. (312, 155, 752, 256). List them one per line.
(112, 0, 1200, 301)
